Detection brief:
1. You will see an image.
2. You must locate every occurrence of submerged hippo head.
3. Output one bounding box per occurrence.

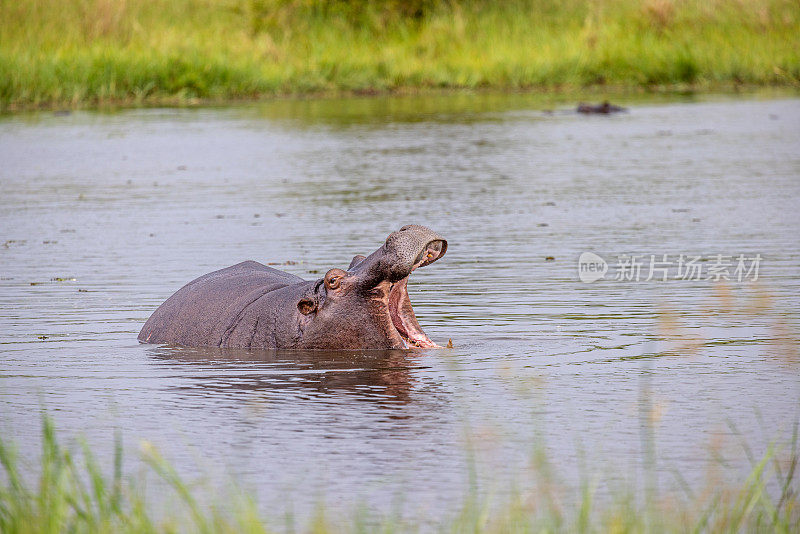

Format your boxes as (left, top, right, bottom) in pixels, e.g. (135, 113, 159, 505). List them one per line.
(138, 225, 448, 350)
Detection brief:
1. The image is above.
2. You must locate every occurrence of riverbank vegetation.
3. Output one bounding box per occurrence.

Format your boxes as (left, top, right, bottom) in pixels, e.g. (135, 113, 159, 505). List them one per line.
(1, 0, 799, 111)
(0, 414, 797, 533)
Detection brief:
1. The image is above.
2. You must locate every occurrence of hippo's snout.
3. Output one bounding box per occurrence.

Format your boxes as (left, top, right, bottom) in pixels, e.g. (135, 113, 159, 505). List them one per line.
(377, 225, 447, 282)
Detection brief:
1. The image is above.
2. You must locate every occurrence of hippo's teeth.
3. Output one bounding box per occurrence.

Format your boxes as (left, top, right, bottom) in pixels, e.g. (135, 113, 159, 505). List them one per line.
(387, 274, 438, 349)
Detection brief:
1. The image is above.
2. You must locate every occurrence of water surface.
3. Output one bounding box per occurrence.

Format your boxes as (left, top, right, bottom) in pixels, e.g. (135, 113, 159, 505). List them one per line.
(1, 94, 799, 524)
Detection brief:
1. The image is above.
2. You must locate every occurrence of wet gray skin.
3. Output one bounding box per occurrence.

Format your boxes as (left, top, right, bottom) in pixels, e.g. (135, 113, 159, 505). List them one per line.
(138, 225, 447, 349)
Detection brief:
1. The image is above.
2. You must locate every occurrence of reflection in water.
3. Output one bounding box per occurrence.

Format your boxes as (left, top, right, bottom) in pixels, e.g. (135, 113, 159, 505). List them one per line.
(148, 346, 427, 406)
(237, 91, 698, 128)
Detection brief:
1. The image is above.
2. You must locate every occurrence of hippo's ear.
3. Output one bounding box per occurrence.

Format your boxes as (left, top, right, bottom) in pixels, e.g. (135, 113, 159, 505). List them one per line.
(348, 254, 366, 270)
(297, 297, 317, 315)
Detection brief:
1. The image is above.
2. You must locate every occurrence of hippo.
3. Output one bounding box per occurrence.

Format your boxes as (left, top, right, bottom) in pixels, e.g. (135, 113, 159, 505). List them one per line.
(138, 225, 447, 350)
(576, 101, 627, 114)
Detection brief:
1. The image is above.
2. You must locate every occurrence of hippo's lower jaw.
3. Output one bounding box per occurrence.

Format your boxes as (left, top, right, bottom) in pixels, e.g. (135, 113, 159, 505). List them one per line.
(388, 276, 438, 349)
(386, 252, 441, 349)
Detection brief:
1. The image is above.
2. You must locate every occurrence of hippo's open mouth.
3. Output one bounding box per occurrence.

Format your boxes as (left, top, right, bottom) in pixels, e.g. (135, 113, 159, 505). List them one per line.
(386, 239, 445, 349)
(388, 277, 437, 348)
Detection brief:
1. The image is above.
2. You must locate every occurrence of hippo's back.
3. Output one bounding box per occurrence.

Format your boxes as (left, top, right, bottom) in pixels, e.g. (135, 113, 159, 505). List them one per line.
(138, 261, 304, 346)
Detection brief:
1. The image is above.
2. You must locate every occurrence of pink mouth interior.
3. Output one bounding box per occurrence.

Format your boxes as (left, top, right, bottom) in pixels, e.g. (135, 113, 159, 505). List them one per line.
(388, 277, 438, 348)
(386, 242, 444, 349)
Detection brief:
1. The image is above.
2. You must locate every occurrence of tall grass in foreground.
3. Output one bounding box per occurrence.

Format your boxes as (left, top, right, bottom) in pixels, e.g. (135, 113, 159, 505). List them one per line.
(1, 0, 799, 111)
(0, 413, 798, 533)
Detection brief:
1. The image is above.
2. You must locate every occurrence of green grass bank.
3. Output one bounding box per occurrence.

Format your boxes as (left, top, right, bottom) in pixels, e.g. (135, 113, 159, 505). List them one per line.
(1, 0, 799, 111)
(1, 414, 798, 533)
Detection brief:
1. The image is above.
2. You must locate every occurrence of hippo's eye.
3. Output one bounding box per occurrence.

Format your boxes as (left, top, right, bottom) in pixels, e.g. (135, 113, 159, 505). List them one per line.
(323, 268, 346, 290)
